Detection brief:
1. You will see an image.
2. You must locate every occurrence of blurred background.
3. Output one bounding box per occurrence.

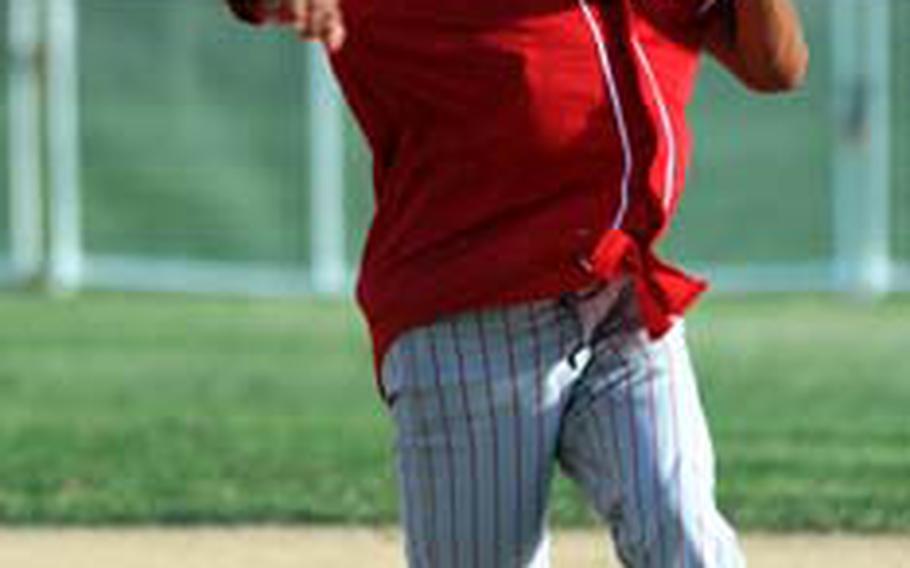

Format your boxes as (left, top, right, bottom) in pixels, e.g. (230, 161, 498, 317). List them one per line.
(0, 0, 907, 533)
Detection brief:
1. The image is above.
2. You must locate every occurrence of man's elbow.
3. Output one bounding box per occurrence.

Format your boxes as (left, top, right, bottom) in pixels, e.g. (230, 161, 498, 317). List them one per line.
(746, 44, 810, 93)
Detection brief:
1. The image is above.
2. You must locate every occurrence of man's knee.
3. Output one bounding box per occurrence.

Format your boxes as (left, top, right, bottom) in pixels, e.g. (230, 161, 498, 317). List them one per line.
(613, 491, 744, 568)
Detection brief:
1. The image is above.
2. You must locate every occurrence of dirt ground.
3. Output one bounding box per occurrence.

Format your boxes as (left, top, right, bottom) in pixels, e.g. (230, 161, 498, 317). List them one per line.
(0, 528, 906, 567)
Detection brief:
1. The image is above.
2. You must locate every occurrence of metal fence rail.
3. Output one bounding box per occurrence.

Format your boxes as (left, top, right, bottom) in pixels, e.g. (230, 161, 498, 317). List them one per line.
(5, 0, 43, 283)
(893, 0, 910, 273)
(0, 0, 8, 277)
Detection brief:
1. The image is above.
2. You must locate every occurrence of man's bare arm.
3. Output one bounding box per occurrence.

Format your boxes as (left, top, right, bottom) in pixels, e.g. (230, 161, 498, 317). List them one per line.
(704, 0, 809, 93)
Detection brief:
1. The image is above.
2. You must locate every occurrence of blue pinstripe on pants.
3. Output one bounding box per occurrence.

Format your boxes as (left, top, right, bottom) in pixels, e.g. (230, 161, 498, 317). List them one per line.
(381, 283, 744, 567)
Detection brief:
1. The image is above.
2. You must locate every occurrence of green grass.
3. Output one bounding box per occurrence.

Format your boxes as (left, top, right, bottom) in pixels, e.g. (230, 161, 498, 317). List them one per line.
(0, 293, 907, 531)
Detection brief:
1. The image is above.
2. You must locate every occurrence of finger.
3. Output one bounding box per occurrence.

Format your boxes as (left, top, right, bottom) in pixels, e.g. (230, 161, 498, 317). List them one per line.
(308, 3, 331, 36)
(309, 5, 345, 50)
(323, 15, 346, 51)
(291, 0, 311, 34)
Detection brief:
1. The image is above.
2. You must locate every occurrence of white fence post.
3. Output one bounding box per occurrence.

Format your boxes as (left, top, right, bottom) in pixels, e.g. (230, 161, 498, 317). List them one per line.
(831, 0, 892, 297)
(45, 0, 83, 292)
(307, 46, 347, 295)
(8, 0, 44, 282)
(863, 0, 893, 293)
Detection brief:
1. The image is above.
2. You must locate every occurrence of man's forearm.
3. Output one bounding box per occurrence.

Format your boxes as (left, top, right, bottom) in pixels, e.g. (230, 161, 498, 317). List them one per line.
(706, 0, 809, 93)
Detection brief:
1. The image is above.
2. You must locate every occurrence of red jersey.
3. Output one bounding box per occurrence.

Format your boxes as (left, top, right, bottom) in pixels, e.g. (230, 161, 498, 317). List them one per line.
(228, 0, 724, 366)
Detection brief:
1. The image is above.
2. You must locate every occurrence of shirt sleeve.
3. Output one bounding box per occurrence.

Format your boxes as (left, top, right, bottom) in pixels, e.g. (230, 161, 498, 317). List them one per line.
(634, 0, 733, 47)
(692, 0, 735, 47)
(635, 0, 723, 24)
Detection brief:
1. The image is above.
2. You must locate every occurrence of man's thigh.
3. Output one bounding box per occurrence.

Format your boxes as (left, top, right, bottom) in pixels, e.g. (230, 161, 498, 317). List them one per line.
(381, 300, 578, 568)
(557, 323, 743, 568)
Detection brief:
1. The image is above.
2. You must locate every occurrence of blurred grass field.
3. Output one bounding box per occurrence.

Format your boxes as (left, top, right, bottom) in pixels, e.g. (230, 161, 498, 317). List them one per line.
(0, 293, 907, 532)
(0, 0, 909, 540)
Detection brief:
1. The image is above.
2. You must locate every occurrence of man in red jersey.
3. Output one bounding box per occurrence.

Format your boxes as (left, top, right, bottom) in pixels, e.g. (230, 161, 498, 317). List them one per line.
(228, 1, 807, 566)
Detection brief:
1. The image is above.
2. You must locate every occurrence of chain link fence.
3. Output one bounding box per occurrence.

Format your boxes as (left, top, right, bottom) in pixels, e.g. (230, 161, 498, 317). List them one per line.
(81, 1, 312, 264)
(670, 0, 833, 267)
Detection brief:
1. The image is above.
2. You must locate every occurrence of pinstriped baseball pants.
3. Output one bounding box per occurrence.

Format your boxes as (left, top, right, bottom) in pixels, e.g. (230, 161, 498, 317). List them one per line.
(380, 283, 744, 567)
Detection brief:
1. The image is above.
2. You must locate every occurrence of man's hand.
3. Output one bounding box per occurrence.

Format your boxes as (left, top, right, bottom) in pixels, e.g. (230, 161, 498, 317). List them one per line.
(225, 0, 346, 51)
(286, 0, 346, 52)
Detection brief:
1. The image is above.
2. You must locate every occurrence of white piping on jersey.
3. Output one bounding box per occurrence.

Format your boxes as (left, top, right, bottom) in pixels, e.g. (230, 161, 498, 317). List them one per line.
(576, 0, 634, 231)
(632, 39, 678, 212)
